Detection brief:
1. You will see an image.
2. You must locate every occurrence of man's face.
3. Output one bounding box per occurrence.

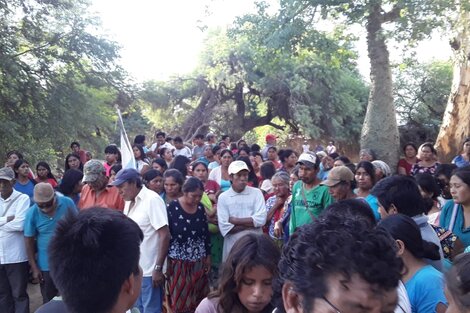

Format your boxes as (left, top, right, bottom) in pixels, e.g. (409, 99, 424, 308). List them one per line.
(87, 173, 108, 192)
(116, 181, 140, 201)
(298, 164, 317, 184)
(156, 135, 165, 145)
(71, 144, 80, 153)
(231, 170, 249, 192)
(328, 182, 350, 201)
(37, 197, 57, 215)
(174, 141, 184, 149)
(311, 273, 398, 313)
(322, 156, 334, 170)
(0, 179, 14, 198)
(267, 148, 277, 161)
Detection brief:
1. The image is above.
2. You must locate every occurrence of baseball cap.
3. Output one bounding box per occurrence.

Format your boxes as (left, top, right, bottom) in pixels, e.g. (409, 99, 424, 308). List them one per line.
(82, 160, 106, 183)
(316, 151, 327, 158)
(321, 166, 354, 187)
(265, 134, 277, 142)
(110, 168, 141, 186)
(296, 153, 318, 168)
(34, 182, 55, 203)
(228, 160, 250, 175)
(0, 167, 15, 181)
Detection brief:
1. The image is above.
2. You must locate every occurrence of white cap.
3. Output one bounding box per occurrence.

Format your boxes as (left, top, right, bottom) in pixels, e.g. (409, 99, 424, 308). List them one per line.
(297, 153, 318, 167)
(228, 160, 250, 175)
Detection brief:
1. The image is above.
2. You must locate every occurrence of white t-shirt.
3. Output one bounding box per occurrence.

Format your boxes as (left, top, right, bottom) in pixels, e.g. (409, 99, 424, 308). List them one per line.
(124, 186, 168, 277)
(149, 142, 175, 153)
(174, 146, 192, 159)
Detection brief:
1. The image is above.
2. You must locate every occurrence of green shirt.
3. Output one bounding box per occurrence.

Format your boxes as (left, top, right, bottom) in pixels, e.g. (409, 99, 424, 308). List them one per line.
(289, 180, 333, 233)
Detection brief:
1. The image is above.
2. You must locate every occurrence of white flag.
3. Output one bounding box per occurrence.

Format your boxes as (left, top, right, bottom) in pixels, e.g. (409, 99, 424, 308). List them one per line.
(116, 108, 136, 169)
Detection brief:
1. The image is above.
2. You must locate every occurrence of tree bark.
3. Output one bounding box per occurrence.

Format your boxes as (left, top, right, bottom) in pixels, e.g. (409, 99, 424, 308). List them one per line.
(435, 11, 470, 162)
(361, 4, 400, 170)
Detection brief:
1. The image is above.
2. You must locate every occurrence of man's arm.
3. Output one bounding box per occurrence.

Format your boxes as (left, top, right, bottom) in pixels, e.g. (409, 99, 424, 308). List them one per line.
(152, 225, 170, 287)
(25, 236, 43, 282)
(0, 194, 29, 230)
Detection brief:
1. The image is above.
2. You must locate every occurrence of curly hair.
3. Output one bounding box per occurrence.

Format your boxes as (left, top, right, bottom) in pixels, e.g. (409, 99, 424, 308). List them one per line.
(209, 233, 280, 313)
(274, 216, 403, 313)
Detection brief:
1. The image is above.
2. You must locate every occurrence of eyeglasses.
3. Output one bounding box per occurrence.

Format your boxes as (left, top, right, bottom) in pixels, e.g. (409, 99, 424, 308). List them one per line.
(37, 198, 54, 209)
(322, 296, 341, 313)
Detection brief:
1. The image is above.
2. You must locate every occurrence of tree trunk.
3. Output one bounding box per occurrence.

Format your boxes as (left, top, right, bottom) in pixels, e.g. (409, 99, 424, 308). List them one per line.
(361, 5, 400, 170)
(435, 11, 470, 162)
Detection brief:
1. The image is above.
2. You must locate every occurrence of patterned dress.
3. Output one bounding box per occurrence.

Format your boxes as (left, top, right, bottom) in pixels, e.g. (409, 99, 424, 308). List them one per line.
(166, 199, 210, 313)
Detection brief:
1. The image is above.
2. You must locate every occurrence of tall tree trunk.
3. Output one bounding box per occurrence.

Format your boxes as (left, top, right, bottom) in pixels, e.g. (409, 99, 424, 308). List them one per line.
(361, 5, 400, 170)
(435, 10, 470, 162)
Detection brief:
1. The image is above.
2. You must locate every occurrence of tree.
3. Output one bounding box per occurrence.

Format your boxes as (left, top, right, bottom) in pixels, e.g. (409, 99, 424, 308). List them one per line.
(281, 0, 457, 167)
(0, 0, 131, 166)
(435, 6, 470, 162)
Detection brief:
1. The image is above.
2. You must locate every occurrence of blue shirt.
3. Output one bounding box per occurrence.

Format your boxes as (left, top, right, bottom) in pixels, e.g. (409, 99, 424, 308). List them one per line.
(14, 179, 35, 205)
(440, 201, 470, 248)
(354, 191, 380, 221)
(452, 155, 470, 168)
(24, 195, 77, 271)
(405, 265, 446, 313)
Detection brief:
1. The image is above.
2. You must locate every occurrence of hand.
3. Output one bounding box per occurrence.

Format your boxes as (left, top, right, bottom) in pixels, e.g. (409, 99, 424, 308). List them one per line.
(273, 221, 283, 238)
(203, 256, 211, 274)
(6, 215, 15, 222)
(32, 267, 44, 284)
(152, 270, 165, 287)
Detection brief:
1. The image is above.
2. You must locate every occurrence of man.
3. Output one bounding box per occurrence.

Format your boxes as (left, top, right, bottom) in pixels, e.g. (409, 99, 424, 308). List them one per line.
(0, 167, 30, 313)
(206, 133, 217, 147)
(260, 134, 277, 160)
(317, 153, 335, 180)
(111, 168, 170, 313)
(37, 207, 143, 313)
(78, 160, 124, 211)
(289, 153, 333, 234)
(134, 134, 149, 154)
(24, 183, 77, 303)
(217, 160, 266, 261)
(173, 136, 192, 159)
(326, 140, 337, 154)
(70, 141, 87, 164)
(371, 175, 444, 271)
(320, 165, 357, 201)
(221, 135, 230, 146)
(149, 131, 175, 158)
(276, 216, 403, 313)
(192, 134, 206, 161)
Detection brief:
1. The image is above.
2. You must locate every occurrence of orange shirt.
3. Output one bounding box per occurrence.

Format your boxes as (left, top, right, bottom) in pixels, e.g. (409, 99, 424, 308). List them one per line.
(78, 184, 124, 211)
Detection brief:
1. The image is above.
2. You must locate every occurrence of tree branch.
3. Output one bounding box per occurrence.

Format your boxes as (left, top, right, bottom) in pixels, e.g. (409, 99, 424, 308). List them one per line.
(381, 5, 401, 23)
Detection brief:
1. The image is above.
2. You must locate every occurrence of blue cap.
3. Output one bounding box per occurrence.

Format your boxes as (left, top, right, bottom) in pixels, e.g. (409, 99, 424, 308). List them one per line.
(110, 168, 141, 186)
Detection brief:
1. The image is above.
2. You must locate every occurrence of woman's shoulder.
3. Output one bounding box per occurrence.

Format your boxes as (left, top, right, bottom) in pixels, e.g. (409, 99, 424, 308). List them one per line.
(195, 297, 219, 313)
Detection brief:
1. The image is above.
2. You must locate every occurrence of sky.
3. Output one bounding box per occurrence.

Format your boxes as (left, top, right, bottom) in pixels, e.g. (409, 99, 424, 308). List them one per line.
(91, 0, 453, 82)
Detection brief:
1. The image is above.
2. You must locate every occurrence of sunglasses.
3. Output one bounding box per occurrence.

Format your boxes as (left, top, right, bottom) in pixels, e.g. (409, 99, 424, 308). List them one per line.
(37, 198, 54, 209)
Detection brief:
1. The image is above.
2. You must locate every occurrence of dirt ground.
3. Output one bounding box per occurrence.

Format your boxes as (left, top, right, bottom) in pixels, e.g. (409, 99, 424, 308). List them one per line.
(28, 282, 42, 312)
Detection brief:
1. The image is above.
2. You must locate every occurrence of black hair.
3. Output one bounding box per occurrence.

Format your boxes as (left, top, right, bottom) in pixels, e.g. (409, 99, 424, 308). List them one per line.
(65, 153, 84, 172)
(133, 135, 146, 145)
(131, 144, 145, 161)
(278, 149, 297, 163)
(6, 150, 23, 160)
(13, 159, 29, 176)
(104, 145, 122, 163)
(152, 158, 168, 172)
(320, 199, 376, 229)
(212, 145, 222, 155)
(355, 161, 377, 185)
(192, 161, 208, 172)
(415, 173, 440, 199)
(182, 176, 204, 193)
(221, 135, 230, 141)
(328, 152, 339, 160)
(70, 141, 80, 148)
(335, 155, 351, 165)
(267, 146, 277, 152)
(260, 161, 276, 180)
(370, 175, 424, 217)
(251, 143, 261, 152)
(173, 136, 183, 143)
(164, 168, 184, 187)
(58, 169, 83, 196)
(49, 208, 143, 313)
(453, 166, 470, 187)
(435, 163, 457, 180)
(110, 164, 122, 175)
(378, 214, 440, 260)
(170, 155, 191, 177)
(420, 142, 437, 155)
(165, 136, 172, 142)
(445, 253, 470, 311)
(403, 142, 418, 154)
(274, 216, 403, 313)
(237, 146, 251, 156)
(220, 149, 234, 158)
(237, 156, 259, 187)
(155, 131, 166, 138)
(142, 169, 163, 186)
(36, 161, 57, 182)
(194, 134, 205, 140)
(127, 175, 143, 189)
(250, 151, 263, 159)
(159, 147, 171, 159)
(229, 142, 238, 151)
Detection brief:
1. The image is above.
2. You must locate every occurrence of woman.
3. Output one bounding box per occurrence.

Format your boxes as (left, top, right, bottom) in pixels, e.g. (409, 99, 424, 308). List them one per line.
(192, 161, 223, 286)
(359, 148, 377, 162)
(237, 146, 251, 158)
(132, 144, 150, 175)
(260, 161, 276, 195)
(162, 169, 184, 206)
(5, 150, 23, 168)
(266, 172, 291, 245)
(170, 155, 191, 178)
(411, 143, 440, 176)
(379, 214, 447, 313)
(152, 158, 168, 174)
(142, 169, 164, 195)
(108, 164, 122, 185)
(372, 160, 392, 181)
(354, 161, 380, 220)
(398, 143, 419, 176)
(35, 161, 58, 187)
(278, 149, 298, 174)
(452, 137, 470, 168)
(415, 173, 441, 225)
(445, 253, 470, 313)
(167, 177, 211, 313)
(440, 167, 470, 247)
(13, 159, 36, 204)
(160, 147, 174, 168)
(104, 145, 121, 177)
(209, 149, 233, 192)
(249, 151, 264, 183)
(267, 146, 281, 169)
(64, 153, 83, 172)
(195, 233, 280, 313)
(56, 169, 84, 205)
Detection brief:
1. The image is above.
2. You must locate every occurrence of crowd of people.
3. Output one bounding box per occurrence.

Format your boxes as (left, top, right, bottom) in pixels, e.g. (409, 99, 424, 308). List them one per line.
(1, 131, 470, 313)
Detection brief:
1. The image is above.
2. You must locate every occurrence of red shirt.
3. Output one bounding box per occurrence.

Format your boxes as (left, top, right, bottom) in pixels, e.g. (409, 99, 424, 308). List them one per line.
(78, 184, 124, 211)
